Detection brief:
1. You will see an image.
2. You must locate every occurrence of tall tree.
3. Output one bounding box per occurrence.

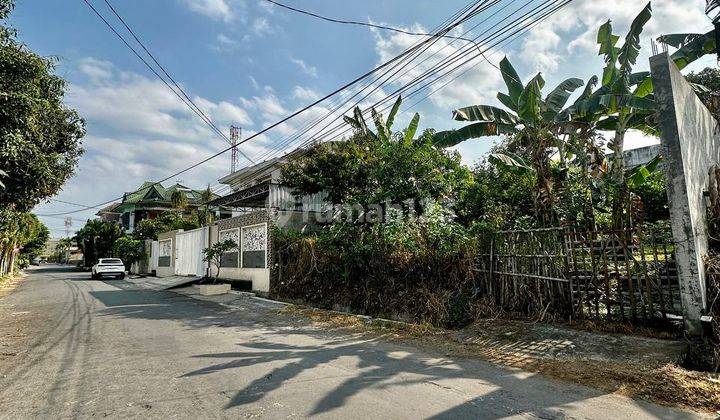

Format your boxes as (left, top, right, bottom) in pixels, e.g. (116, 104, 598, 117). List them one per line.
(432, 57, 584, 225)
(74, 220, 122, 267)
(170, 190, 189, 211)
(0, 0, 85, 211)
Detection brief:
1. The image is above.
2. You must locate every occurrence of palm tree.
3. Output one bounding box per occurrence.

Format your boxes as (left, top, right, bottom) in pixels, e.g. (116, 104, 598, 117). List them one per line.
(196, 185, 215, 226)
(170, 190, 188, 212)
(432, 57, 584, 225)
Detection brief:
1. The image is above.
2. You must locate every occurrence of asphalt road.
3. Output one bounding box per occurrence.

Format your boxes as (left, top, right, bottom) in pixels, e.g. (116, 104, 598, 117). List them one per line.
(0, 266, 705, 419)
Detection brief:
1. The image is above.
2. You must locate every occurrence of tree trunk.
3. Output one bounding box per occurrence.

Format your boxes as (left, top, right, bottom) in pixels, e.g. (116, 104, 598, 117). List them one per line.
(611, 128, 627, 229)
(5, 240, 16, 275)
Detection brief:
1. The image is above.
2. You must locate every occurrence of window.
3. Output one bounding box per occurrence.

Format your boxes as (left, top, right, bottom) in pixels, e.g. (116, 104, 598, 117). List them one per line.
(158, 239, 172, 267)
(241, 223, 267, 268)
(218, 228, 239, 268)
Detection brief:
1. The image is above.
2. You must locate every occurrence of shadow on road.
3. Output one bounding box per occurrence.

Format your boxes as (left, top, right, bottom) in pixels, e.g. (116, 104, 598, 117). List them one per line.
(87, 285, 695, 419)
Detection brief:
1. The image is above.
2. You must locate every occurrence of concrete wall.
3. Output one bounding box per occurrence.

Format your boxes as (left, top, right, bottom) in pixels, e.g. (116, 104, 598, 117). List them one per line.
(156, 230, 181, 278)
(211, 210, 273, 293)
(651, 53, 716, 334)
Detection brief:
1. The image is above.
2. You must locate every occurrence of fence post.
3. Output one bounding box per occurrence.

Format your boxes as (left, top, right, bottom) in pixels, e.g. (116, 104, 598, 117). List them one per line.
(651, 52, 714, 335)
(563, 229, 575, 317)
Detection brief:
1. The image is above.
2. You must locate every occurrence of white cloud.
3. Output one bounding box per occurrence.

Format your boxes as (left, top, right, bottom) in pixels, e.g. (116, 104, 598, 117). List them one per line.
(214, 33, 241, 51)
(239, 92, 287, 120)
(290, 57, 318, 78)
(371, 23, 504, 109)
(62, 58, 266, 203)
(77, 57, 114, 83)
(521, 0, 711, 74)
(251, 17, 274, 36)
(292, 86, 321, 101)
(181, 0, 237, 22)
(519, 24, 563, 73)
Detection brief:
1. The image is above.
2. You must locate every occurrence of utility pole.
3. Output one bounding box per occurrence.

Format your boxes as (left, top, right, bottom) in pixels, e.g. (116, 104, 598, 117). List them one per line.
(706, 0, 720, 59)
(230, 125, 241, 173)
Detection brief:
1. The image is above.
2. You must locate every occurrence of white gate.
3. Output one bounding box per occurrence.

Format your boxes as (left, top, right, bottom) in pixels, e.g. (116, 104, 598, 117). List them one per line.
(174, 227, 208, 277)
(150, 240, 159, 272)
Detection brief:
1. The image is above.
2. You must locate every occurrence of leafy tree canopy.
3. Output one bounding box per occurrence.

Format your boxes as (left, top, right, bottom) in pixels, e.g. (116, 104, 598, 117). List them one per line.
(686, 67, 720, 120)
(281, 129, 473, 213)
(0, 0, 85, 211)
(132, 212, 200, 241)
(74, 219, 122, 266)
(112, 237, 146, 270)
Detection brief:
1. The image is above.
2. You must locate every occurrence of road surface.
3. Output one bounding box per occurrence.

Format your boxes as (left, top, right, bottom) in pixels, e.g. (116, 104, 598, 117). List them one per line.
(0, 266, 704, 419)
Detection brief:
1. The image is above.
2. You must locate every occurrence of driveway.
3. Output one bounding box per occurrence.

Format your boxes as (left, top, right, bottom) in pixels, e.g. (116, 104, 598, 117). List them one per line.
(0, 265, 704, 419)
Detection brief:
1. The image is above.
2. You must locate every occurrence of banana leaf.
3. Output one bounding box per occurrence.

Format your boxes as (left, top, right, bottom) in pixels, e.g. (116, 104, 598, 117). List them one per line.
(626, 153, 663, 188)
(403, 113, 420, 144)
(432, 122, 517, 148)
(386, 96, 402, 131)
(542, 78, 584, 121)
(488, 152, 535, 175)
(452, 105, 519, 125)
(499, 56, 523, 108)
(618, 2, 652, 75)
(518, 73, 545, 124)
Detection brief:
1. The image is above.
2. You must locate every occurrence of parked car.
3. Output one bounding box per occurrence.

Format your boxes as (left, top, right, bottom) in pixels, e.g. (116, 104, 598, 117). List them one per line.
(91, 258, 126, 280)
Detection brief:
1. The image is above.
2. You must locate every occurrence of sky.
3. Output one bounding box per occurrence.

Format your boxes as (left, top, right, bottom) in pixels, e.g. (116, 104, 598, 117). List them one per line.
(11, 0, 715, 237)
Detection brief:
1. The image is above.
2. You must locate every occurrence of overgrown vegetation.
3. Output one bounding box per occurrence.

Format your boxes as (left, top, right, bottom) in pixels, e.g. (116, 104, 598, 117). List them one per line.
(112, 237, 146, 270)
(273, 2, 718, 333)
(274, 209, 483, 328)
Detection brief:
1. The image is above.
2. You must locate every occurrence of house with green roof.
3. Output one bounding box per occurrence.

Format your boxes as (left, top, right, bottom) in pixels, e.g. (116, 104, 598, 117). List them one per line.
(107, 181, 231, 233)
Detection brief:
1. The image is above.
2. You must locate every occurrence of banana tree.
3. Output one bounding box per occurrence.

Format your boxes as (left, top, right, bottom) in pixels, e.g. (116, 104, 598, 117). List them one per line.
(343, 96, 421, 143)
(563, 2, 655, 228)
(433, 57, 584, 225)
(657, 30, 716, 70)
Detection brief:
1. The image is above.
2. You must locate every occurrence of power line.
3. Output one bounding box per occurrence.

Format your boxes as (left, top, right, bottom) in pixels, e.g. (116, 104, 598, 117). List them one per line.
(37, 0, 484, 217)
(211, 0, 499, 192)
(243, 0, 499, 166)
(269, 0, 564, 156)
(81, 0, 255, 164)
(213, 0, 569, 193)
(263, 0, 486, 46)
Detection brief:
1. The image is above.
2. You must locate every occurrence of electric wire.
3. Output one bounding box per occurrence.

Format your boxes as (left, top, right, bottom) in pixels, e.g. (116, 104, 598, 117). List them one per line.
(212, 0, 571, 196)
(36, 0, 486, 216)
(81, 0, 255, 164)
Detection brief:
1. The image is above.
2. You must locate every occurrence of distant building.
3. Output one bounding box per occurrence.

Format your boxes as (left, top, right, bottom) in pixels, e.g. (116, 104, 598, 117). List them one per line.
(607, 144, 662, 168)
(212, 156, 325, 214)
(40, 238, 82, 263)
(106, 181, 232, 233)
(96, 202, 121, 224)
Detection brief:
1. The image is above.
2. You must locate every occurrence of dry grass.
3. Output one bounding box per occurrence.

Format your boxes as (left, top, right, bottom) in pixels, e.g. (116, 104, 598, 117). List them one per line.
(564, 319, 679, 340)
(0, 273, 23, 299)
(280, 305, 720, 414)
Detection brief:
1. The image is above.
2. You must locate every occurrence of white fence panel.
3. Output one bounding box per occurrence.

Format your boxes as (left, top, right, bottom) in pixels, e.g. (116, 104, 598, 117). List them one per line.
(174, 227, 208, 277)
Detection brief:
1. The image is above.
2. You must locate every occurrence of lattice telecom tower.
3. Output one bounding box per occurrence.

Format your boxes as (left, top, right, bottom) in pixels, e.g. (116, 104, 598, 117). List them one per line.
(230, 125, 241, 173)
(64, 217, 72, 238)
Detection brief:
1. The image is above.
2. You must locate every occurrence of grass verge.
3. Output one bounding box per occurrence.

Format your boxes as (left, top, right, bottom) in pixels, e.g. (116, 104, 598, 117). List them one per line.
(0, 273, 24, 299)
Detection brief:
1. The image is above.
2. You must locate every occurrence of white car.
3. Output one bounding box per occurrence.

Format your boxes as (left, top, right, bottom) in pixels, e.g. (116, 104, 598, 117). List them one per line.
(91, 258, 126, 280)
